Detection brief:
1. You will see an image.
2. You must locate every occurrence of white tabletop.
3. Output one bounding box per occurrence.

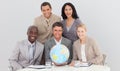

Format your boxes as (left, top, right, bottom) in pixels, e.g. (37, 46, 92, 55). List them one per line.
(17, 65, 110, 71)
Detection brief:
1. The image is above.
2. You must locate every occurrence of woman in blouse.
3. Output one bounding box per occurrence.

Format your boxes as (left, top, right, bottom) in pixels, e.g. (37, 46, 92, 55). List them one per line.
(61, 2, 82, 43)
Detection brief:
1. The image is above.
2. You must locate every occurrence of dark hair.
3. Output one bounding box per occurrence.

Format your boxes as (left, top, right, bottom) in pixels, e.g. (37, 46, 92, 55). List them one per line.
(52, 22, 63, 29)
(41, 2, 52, 10)
(61, 2, 79, 19)
(27, 25, 38, 34)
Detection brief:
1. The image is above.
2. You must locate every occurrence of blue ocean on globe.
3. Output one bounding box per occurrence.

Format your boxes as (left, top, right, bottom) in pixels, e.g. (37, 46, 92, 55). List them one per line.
(50, 44, 70, 64)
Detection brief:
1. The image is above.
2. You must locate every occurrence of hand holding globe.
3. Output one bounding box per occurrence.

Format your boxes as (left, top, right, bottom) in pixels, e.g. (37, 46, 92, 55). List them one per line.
(50, 44, 70, 66)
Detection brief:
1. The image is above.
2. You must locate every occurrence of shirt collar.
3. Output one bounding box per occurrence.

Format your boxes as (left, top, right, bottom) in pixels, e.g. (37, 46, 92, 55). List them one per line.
(27, 39, 36, 46)
(54, 37, 62, 45)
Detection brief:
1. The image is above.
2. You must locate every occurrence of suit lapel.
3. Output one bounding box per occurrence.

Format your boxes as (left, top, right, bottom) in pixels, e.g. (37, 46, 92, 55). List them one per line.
(61, 37, 67, 46)
(51, 37, 56, 50)
(34, 42, 40, 60)
(61, 37, 64, 44)
(23, 40, 30, 61)
(76, 40, 82, 60)
(85, 37, 89, 61)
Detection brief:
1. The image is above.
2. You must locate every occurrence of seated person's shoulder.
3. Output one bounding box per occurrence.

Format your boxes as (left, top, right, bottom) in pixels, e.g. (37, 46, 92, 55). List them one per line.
(18, 39, 26, 45)
(73, 39, 79, 45)
(15, 39, 27, 49)
(36, 41, 44, 47)
(44, 38, 53, 44)
(63, 37, 72, 44)
(87, 36, 97, 44)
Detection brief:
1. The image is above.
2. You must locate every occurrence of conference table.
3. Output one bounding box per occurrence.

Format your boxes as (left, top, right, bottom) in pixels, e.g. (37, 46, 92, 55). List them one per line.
(17, 65, 110, 71)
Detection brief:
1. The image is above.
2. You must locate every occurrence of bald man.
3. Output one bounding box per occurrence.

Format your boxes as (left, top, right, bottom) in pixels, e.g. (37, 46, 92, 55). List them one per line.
(9, 26, 44, 71)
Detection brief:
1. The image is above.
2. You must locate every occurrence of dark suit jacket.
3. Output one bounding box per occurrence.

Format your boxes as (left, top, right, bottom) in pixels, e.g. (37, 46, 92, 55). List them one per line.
(44, 37, 72, 64)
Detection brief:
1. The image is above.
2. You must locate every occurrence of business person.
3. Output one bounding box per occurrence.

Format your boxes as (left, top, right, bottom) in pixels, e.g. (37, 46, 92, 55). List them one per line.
(34, 2, 61, 65)
(61, 2, 81, 43)
(45, 22, 72, 66)
(34, 2, 61, 44)
(70, 24, 103, 66)
(9, 26, 44, 71)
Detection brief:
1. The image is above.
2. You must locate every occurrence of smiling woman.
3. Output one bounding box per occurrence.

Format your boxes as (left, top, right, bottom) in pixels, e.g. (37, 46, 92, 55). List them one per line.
(70, 24, 104, 66)
(61, 2, 82, 43)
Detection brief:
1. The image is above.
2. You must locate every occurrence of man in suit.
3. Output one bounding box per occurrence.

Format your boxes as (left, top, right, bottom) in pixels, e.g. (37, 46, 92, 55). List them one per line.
(9, 26, 44, 71)
(34, 2, 61, 65)
(34, 2, 61, 44)
(45, 22, 72, 66)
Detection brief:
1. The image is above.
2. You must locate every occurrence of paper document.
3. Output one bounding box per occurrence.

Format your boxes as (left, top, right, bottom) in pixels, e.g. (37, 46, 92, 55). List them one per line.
(74, 63, 92, 67)
(28, 65, 46, 69)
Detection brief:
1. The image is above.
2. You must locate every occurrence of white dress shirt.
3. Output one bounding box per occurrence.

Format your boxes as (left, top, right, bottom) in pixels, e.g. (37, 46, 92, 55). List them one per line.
(54, 37, 62, 45)
(81, 44, 87, 62)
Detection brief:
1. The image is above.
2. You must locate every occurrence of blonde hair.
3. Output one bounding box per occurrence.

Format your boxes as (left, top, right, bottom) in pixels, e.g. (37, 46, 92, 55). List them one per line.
(76, 23, 87, 31)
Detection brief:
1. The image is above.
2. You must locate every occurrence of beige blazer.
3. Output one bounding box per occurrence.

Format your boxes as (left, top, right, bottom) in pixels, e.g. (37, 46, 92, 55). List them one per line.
(34, 14, 61, 44)
(73, 36, 103, 65)
(9, 39, 44, 71)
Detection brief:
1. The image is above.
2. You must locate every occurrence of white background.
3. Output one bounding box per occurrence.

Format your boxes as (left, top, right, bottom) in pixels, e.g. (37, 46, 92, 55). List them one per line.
(0, 0, 120, 71)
